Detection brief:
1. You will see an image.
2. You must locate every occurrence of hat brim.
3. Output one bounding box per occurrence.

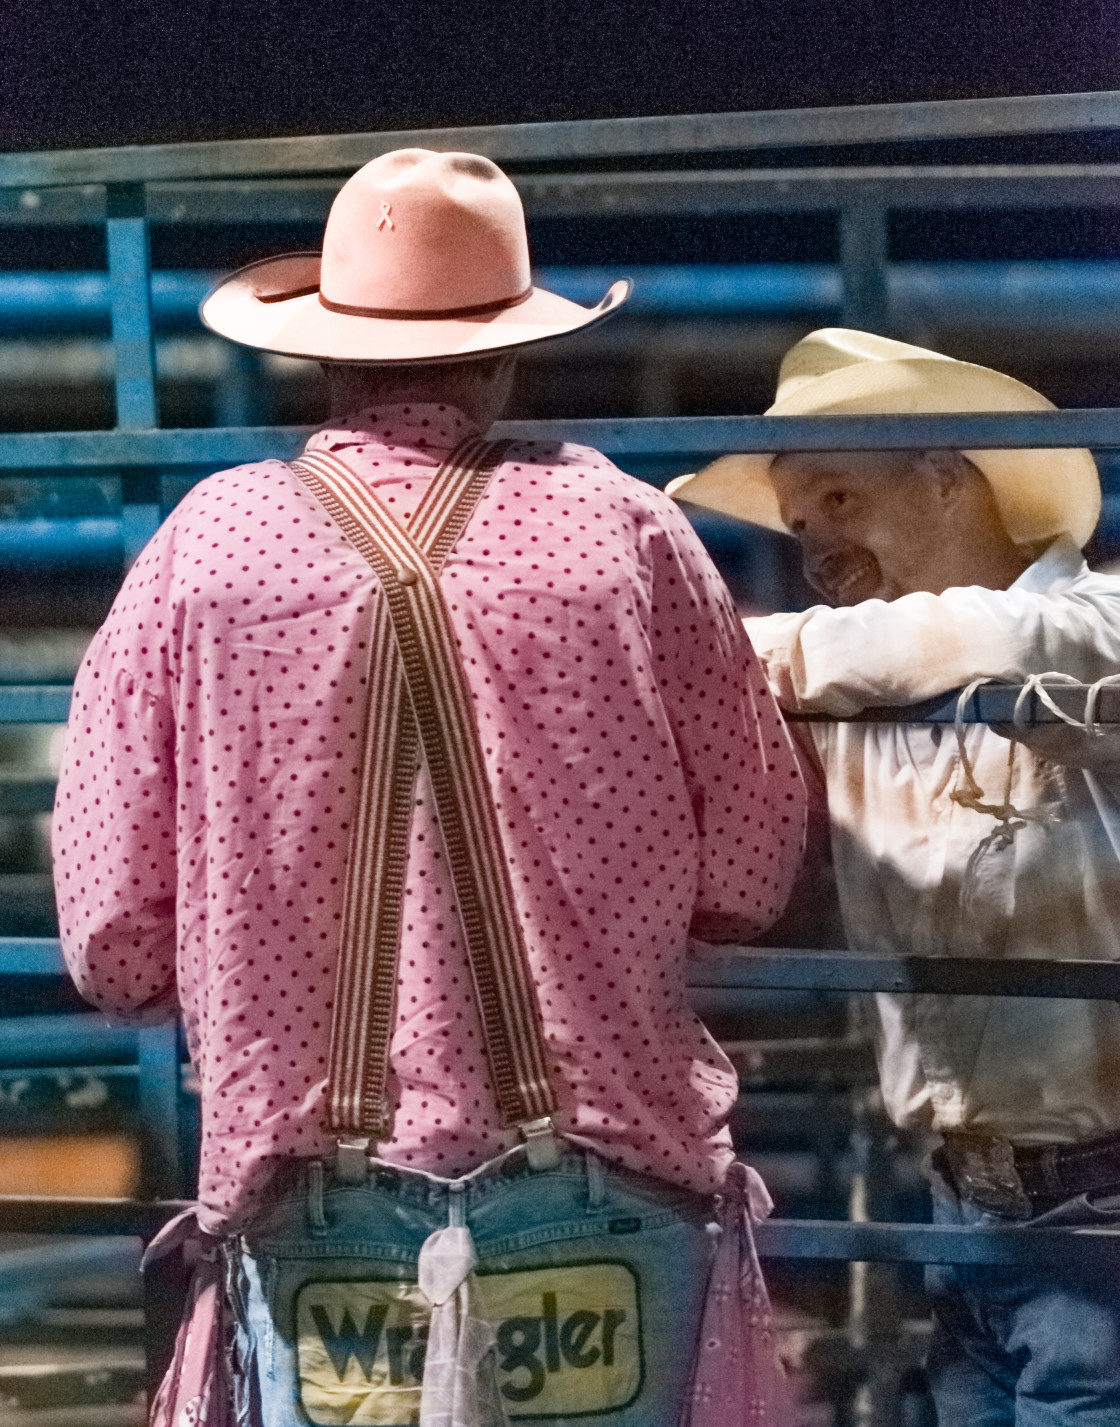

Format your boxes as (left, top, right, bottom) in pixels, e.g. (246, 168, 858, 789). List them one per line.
(667, 355, 1101, 550)
(200, 252, 631, 363)
(668, 446, 1101, 551)
(667, 455, 785, 531)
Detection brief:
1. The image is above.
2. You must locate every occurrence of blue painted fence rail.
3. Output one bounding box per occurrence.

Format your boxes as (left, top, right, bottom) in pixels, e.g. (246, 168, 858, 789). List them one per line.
(3, 263, 1120, 331)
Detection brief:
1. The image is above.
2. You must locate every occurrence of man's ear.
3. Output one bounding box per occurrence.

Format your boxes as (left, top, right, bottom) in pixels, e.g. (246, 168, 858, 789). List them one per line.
(922, 449, 975, 505)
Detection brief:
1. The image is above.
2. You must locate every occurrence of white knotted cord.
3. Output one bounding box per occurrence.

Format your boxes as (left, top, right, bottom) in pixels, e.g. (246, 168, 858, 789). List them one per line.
(951, 672, 1120, 928)
(1083, 673, 1120, 737)
(952, 672, 1120, 824)
(950, 677, 1034, 832)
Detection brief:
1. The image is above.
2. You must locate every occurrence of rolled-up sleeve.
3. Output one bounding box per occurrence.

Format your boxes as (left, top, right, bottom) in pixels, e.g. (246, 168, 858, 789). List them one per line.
(746, 580, 1120, 716)
(52, 533, 180, 1021)
(647, 505, 807, 941)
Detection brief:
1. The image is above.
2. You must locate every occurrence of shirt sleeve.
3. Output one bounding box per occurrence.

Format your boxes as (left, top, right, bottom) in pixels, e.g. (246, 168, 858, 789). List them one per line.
(745, 580, 1120, 716)
(52, 523, 180, 1023)
(644, 499, 807, 942)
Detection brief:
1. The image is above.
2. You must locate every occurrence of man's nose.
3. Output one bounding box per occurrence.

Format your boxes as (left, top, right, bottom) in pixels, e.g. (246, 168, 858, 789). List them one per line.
(792, 517, 829, 550)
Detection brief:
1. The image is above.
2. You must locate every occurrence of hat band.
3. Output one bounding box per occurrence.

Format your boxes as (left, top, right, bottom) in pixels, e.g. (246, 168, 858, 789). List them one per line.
(317, 286, 534, 321)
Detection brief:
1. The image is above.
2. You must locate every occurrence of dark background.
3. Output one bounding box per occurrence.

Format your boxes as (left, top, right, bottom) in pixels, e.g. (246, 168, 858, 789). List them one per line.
(0, 0, 1118, 152)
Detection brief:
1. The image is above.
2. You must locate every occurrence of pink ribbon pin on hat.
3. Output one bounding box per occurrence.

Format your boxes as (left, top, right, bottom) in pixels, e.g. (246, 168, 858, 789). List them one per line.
(202, 148, 630, 363)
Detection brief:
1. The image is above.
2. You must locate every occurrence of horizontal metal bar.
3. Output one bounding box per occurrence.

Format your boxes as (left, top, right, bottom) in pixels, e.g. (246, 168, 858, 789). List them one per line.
(5, 410, 1120, 474)
(0, 686, 72, 722)
(517, 166, 1120, 218)
(11, 261, 1120, 334)
(512, 410, 1120, 455)
(0, 184, 106, 225)
(0, 778, 56, 815)
(753, 1218, 1120, 1266)
(685, 952, 1120, 1000)
(725, 1037, 878, 1084)
(4, 91, 1120, 189)
(0, 425, 308, 469)
(5, 682, 1120, 733)
(794, 682, 1120, 726)
(0, 1362, 145, 1410)
(0, 1238, 140, 1291)
(0, 271, 217, 331)
(0, 1194, 1111, 1266)
(12, 164, 1120, 226)
(0, 1195, 190, 1236)
(0, 1015, 141, 1068)
(0, 939, 66, 973)
(0, 517, 122, 570)
(5, 939, 1119, 1003)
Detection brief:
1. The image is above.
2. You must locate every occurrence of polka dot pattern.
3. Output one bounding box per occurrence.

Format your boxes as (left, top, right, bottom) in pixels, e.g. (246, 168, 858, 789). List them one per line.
(53, 404, 806, 1233)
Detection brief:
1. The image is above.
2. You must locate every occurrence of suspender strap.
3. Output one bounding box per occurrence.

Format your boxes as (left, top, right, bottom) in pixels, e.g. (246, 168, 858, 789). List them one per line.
(289, 439, 559, 1153)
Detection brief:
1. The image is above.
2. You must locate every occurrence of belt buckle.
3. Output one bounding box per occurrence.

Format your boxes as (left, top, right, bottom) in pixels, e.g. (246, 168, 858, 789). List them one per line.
(943, 1131, 1033, 1220)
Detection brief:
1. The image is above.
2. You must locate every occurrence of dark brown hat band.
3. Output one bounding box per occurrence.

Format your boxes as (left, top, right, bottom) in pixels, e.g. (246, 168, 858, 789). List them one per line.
(316, 286, 534, 320)
(256, 281, 320, 305)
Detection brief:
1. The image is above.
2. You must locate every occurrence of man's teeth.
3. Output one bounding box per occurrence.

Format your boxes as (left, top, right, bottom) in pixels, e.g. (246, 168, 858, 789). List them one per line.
(831, 559, 873, 599)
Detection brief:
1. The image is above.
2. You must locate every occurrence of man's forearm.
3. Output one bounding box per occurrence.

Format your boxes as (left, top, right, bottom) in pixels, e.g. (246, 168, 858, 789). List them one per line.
(746, 584, 1120, 715)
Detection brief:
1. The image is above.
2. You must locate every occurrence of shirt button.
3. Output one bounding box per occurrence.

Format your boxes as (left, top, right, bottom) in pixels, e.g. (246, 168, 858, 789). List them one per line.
(396, 567, 418, 586)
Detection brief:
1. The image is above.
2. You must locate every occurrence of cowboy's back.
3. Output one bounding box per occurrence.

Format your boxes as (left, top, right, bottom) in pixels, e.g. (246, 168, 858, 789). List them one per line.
(53, 404, 804, 1235)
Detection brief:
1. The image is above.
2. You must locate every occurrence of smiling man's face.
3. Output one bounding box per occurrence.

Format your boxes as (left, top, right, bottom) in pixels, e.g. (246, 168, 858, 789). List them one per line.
(768, 448, 1028, 605)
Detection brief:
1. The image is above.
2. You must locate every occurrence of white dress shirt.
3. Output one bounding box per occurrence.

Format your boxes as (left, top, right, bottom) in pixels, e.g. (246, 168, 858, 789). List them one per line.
(746, 536, 1120, 1144)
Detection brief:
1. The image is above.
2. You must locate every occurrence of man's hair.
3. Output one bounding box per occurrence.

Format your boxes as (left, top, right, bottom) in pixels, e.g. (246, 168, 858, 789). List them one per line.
(322, 353, 512, 413)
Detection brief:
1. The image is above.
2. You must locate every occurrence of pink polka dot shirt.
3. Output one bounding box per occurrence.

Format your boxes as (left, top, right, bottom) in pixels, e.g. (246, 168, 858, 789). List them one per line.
(53, 404, 806, 1233)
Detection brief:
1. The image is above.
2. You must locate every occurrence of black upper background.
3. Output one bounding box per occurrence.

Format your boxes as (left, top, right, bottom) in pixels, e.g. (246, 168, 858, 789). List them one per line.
(0, 0, 1119, 273)
(0, 0, 1118, 153)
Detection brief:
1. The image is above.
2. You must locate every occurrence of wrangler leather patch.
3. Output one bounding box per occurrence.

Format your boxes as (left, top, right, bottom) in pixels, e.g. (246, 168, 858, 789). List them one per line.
(295, 1262, 642, 1423)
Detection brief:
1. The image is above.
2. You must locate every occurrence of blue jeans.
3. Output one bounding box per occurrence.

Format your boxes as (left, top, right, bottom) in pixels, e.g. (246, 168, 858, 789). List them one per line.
(926, 1173, 1120, 1426)
(229, 1148, 717, 1427)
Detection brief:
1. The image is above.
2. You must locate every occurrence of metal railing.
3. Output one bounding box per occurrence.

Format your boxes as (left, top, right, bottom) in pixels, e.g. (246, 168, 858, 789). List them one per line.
(3, 88, 1120, 186)
(4, 93, 1120, 1396)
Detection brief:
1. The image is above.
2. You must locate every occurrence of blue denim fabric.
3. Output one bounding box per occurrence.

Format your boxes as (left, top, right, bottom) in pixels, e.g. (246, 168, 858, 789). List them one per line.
(925, 1173, 1120, 1427)
(229, 1148, 717, 1427)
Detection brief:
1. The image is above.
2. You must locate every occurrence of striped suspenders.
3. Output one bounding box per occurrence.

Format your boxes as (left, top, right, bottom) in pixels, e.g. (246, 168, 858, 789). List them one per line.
(289, 439, 560, 1175)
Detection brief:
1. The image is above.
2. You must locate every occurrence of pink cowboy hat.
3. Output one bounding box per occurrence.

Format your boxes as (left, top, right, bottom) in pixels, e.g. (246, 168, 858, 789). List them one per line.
(201, 148, 630, 363)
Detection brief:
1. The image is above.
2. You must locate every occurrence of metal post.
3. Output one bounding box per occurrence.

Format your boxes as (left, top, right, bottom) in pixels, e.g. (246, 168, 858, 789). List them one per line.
(846, 1087, 908, 1427)
(839, 205, 890, 333)
(121, 468, 163, 565)
(106, 182, 157, 430)
(138, 1024, 182, 1197)
(214, 345, 260, 427)
(107, 181, 162, 559)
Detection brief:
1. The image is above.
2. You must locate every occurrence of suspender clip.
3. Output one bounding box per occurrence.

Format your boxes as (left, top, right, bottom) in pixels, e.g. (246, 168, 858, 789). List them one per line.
(335, 1136, 371, 1184)
(520, 1116, 562, 1171)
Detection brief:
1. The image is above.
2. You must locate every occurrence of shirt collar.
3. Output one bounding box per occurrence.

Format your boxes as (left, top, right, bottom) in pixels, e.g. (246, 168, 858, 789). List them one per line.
(304, 402, 481, 459)
(1010, 533, 1088, 596)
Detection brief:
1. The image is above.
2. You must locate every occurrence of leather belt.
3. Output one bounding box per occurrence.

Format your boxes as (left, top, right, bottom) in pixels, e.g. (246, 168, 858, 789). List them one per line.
(941, 1128, 1120, 1219)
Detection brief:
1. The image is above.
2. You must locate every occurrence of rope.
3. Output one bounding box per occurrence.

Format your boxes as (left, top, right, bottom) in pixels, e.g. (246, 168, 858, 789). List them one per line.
(1012, 671, 1084, 733)
(951, 670, 1120, 828)
(950, 677, 1030, 829)
(1084, 673, 1120, 738)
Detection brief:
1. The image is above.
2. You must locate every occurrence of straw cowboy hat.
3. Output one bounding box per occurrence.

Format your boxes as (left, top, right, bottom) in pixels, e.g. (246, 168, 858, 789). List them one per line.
(667, 328, 1101, 549)
(202, 148, 630, 363)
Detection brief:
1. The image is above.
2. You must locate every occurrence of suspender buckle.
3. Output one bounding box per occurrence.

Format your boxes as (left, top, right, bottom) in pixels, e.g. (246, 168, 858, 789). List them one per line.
(520, 1117, 562, 1171)
(335, 1137, 371, 1184)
